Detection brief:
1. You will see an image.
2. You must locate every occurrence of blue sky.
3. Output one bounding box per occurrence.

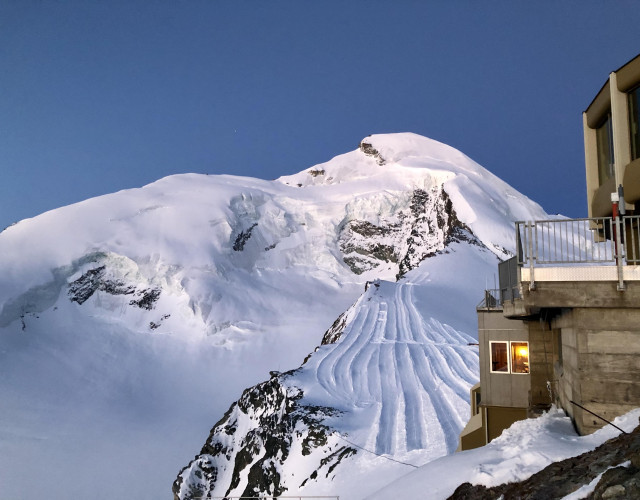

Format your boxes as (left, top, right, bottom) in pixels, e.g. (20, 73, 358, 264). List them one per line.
(2, 1, 640, 231)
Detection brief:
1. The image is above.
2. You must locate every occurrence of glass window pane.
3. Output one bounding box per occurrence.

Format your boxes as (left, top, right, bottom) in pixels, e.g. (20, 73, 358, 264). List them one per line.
(511, 342, 530, 374)
(629, 87, 640, 161)
(490, 342, 509, 372)
(596, 115, 615, 185)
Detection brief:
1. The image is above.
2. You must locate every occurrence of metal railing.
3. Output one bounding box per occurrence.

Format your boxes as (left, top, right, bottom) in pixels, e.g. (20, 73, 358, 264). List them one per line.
(477, 288, 502, 310)
(514, 215, 640, 291)
(516, 217, 617, 266)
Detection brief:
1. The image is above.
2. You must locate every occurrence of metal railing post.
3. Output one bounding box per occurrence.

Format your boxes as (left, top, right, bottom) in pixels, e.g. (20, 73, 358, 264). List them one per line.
(528, 222, 536, 290)
(616, 215, 625, 291)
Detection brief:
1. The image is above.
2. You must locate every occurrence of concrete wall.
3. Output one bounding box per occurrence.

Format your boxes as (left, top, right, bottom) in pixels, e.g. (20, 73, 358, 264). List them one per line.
(526, 319, 556, 408)
(552, 302, 640, 435)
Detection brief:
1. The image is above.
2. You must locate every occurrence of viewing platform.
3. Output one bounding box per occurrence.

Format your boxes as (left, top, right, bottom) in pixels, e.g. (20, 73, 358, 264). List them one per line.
(492, 216, 640, 318)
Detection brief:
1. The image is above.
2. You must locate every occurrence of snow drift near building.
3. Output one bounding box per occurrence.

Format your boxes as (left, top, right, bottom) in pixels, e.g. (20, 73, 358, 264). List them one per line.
(0, 133, 546, 499)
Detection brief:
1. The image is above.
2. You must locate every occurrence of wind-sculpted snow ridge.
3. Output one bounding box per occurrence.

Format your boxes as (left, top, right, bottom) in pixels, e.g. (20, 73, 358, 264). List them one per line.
(174, 242, 496, 500)
(0, 133, 548, 499)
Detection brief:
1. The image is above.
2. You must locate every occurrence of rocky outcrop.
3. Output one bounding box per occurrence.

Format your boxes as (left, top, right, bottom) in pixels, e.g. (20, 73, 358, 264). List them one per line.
(339, 187, 481, 278)
(359, 140, 385, 165)
(172, 371, 356, 500)
(321, 309, 351, 346)
(68, 258, 161, 310)
(449, 419, 640, 500)
(232, 223, 258, 251)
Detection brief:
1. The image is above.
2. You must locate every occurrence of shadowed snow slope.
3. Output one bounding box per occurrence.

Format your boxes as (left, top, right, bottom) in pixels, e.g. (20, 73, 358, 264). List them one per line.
(0, 133, 546, 500)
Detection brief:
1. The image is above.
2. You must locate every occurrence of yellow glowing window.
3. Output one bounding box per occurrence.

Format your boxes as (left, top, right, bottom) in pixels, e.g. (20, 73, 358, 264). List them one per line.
(490, 342, 509, 373)
(511, 342, 529, 374)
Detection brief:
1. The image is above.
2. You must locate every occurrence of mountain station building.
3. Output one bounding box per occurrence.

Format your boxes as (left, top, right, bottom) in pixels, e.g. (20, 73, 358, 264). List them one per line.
(459, 53, 640, 450)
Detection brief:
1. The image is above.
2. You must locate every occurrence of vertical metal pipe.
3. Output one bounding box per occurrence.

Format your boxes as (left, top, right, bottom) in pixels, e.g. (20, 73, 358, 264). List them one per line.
(591, 219, 596, 261)
(631, 216, 638, 263)
(528, 223, 536, 290)
(616, 215, 625, 291)
(552, 221, 556, 262)
(571, 220, 576, 262)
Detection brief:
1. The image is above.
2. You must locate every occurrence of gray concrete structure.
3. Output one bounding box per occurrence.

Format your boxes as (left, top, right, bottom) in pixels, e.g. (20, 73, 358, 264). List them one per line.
(510, 281, 640, 435)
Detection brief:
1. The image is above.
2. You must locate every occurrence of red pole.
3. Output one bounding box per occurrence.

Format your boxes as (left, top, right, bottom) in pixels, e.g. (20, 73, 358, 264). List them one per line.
(613, 199, 620, 262)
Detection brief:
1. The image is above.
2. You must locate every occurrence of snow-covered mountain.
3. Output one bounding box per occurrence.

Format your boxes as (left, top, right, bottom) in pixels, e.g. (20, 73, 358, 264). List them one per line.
(167, 134, 547, 499)
(0, 133, 546, 499)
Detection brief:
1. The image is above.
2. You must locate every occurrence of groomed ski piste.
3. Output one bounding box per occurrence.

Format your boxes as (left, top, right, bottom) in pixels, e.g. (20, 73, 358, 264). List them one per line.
(280, 248, 498, 498)
(174, 245, 498, 499)
(1, 133, 551, 499)
(313, 279, 478, 457)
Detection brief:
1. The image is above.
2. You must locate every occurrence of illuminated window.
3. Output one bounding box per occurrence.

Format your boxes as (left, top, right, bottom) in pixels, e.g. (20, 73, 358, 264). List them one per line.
(489, 341, 530, 374)
(490, 342, 509, 373)
(511, 342, 530, 374)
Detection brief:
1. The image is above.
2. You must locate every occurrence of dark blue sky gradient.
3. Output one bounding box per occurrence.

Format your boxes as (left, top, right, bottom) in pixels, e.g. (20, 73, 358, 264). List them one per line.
(2, 1, 640, 230)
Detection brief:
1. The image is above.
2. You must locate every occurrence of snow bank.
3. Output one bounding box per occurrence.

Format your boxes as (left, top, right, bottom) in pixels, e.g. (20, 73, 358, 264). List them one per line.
(367, 408, 640, 500)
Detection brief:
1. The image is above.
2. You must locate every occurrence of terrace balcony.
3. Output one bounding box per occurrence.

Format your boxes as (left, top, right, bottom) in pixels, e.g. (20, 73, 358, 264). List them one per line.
(486, 216, 640, 319)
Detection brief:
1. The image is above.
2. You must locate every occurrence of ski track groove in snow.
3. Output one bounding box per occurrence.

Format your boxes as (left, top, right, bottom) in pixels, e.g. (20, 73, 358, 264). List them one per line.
(315, 282, 478, 458)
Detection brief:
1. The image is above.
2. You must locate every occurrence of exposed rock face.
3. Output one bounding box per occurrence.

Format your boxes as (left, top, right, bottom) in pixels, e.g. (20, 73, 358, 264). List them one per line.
(359, 140, 385, 165)
(338, 187, 479, 278)
(172, 371, 356, 500)
(233, 222, 258, 251)
(320, 309, 351, 346)
(67, 255, 161, 310)
(449, 419, 640, 500)
(68, 263, 160, 310)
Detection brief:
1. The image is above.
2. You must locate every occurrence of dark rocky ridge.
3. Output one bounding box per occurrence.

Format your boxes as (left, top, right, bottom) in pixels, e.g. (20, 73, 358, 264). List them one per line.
(173, 371, 356, 500)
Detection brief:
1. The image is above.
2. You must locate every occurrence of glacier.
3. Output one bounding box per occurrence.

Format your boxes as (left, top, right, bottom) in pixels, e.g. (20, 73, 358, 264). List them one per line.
(0, 133, 547, 499)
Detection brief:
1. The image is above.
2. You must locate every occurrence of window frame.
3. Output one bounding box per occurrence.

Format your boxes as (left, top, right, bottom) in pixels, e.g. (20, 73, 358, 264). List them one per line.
(510, 341, 530, 375)
(489, 340, 529, 375)
(489, 341, 510, 374)
(596, 114, 615, 185)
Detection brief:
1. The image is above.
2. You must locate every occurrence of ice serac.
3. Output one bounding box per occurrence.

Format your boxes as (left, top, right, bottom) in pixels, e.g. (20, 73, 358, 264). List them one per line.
(0, 132, 548, 500)
(173, 134, 549, 500)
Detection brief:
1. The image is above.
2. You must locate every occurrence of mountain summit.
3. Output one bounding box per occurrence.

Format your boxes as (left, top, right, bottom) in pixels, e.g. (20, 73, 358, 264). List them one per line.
(0, 133, 546, 500)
